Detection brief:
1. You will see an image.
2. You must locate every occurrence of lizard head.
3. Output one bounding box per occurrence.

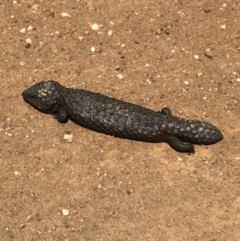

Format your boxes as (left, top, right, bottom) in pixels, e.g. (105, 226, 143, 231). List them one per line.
(22, 80, 62, 114)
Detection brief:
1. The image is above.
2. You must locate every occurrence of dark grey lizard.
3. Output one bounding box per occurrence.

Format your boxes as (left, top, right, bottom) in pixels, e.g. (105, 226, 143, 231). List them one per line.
(22, 80, 223, 153)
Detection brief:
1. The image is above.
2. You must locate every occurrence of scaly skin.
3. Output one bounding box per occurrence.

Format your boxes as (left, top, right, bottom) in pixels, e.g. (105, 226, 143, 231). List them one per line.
(22, 80, 224, 153)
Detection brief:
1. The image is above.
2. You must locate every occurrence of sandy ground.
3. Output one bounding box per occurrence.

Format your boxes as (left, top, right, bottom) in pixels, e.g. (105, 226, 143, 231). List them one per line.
(1, 0, 240, 240)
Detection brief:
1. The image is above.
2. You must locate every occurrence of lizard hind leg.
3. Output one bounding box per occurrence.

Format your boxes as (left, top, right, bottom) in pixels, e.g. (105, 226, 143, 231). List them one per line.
(164, 135, 195, 154)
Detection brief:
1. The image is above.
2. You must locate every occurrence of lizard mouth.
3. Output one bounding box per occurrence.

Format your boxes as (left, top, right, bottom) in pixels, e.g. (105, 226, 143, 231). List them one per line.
(22, 90, 47, 112)
(22, 90, 37, 106)
(22, 89, 60, 114)
(22, 89, 37, 103)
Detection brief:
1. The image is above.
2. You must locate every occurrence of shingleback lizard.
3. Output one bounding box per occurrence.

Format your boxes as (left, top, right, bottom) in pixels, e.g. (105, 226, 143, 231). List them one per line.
(22, 80, 224, 153)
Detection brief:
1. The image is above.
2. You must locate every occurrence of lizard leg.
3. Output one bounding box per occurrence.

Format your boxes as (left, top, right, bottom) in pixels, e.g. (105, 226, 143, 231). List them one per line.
(54, 106, 69, 123)
(164, 135, 195, 153)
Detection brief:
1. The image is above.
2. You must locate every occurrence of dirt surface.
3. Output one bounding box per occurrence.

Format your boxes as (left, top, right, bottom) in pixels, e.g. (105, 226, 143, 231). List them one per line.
(1, 0, 240, 240)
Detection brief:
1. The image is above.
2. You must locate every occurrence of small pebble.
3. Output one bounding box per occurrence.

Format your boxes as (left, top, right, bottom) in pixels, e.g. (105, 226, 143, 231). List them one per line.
(236, 78, 240, 82)
(107, 30, 113, 36)
(26, 38, 32, 44)
(61, 12, 71, 17)
(178, 157, 183, 162)
(62, 209, 70, 216)
(197, 72, 203, 77)
(155, 29, 162, 35)
(184, 80, 189, 85)
(178, 110, 183, 115)
(14, 171, 22, 176)
(32, 4, 39, 10)
(205, 48, 211, 53)
(146, 79, 151, 84)
(26, 215, 33, 222)
(194, 54, 199, 59)
(20, 28, 26, 33)
(220, 24, 226, 30)
(27, 26, 34, 31)
(63, 133, 73, 142)
(90, 47, 96, 52)
(115, 74, 124, 80)
(78, 36, 84, 42)
(91, 23, 99, 31)
(204, 49, 213, 59)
